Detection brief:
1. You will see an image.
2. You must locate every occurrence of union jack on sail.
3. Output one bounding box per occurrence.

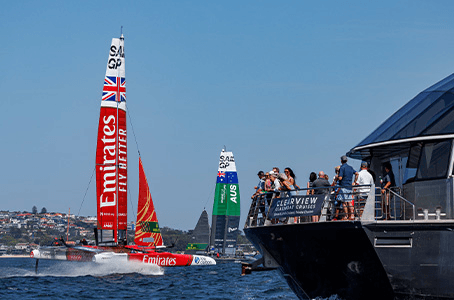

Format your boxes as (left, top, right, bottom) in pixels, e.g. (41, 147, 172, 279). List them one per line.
(102, 76, 126, 102)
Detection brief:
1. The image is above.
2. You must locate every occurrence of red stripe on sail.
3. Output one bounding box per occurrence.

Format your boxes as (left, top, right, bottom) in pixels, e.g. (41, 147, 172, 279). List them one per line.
(117, 109, 127, 231)
(96, 107, 119, 236)
(95, 36, 127, 244)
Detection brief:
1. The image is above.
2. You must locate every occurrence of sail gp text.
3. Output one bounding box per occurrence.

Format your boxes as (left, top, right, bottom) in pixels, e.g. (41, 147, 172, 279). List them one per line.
(99, 114, 127, 208)
(219, 154, 234, 169)
(108, 44, 124, 70)
(142, 255, 176, 266)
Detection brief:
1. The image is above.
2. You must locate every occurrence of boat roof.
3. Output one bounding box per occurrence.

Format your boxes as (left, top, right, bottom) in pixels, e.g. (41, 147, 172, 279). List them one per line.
(348, 73, 454, 159)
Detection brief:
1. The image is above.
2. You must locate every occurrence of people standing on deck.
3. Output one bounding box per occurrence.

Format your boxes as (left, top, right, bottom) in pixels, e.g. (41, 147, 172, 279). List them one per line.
(312, 171, 331, 194)
(267, 171, 282, 224)
(332, 166, 340, 186)
(251, 171, 265, 199)
(273, 167, 280, 175)
(259, 172, 274, 218)
(278, 173, 292, 192)
(252, 171, 266, 220)
(381, 162, 396, 220)
(311, 171, 331, 222)
(336, 155, 358, 220)
(264, 172, 273, 192)
(270, 171, 281, 193)
(284, 167, 299, 223)
(307, 172, 317, 195)
(331, 166, 341, 220)
(355, 162, 374, 217)
(284, 167, 299, 195)
(306, 172, 317, 222)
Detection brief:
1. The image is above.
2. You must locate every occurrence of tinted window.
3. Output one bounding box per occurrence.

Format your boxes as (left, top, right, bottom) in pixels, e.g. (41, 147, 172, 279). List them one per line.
(416, 141, 452, 180)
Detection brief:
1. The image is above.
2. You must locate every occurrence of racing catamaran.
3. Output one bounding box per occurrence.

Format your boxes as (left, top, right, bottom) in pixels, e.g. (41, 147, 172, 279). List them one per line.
(210, 148, 241, 256)
(30, 34, 215, 268)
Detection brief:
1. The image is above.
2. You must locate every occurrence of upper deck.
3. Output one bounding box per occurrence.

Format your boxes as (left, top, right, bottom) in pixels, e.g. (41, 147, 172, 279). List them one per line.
(246, 72, 454, 229)
(245, 181, 454, 230)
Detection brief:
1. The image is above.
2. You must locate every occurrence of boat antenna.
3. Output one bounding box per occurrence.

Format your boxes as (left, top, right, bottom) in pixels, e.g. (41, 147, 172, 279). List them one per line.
(120, 26, 124, 41)
(223, 145, 226, 152)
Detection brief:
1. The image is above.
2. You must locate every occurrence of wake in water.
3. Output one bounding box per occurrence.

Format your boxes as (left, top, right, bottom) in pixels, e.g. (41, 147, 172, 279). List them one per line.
(1, 258, 298, 299)
(1, 260, 164, 278)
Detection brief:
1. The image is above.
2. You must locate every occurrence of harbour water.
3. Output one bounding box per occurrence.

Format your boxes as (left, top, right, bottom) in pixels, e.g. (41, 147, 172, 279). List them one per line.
(0, 258, 298, 299)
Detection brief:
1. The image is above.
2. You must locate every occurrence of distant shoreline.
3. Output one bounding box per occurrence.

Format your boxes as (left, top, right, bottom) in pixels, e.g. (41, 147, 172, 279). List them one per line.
(0, 255, 29, 258)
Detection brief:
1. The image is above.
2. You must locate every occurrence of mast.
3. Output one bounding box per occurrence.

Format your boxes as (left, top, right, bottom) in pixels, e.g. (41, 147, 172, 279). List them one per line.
(66, 208, 70, 241)
(96, 34, 127, 246)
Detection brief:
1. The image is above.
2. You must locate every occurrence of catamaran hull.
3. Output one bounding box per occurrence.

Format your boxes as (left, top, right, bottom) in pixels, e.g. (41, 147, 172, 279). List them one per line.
(93, 252, 216, 266)
(31, 248, 215, 266)
(31, 248, 96, 262)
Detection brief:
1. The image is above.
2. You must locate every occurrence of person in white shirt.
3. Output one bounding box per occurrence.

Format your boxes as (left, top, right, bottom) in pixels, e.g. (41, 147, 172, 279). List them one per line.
(270, 171, 281, 192)
(355, 161, 374, 217)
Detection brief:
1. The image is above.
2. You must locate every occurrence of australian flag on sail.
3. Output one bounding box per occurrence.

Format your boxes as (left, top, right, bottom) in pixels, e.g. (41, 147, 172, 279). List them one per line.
(216, 171, 238, 184)
(102, 76, 126, 102)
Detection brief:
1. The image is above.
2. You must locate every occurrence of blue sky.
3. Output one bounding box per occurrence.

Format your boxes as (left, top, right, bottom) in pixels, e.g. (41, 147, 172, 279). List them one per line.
(2, 1, 454, 230)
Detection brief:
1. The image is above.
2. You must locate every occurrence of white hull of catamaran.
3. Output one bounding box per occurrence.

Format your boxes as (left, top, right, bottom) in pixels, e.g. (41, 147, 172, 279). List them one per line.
(93, 252, 216, 266)
(31, 248, 216, 266)
(31, 249, 67, 260)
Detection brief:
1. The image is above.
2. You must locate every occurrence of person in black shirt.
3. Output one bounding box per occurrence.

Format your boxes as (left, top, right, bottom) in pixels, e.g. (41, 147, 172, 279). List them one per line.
(381, 162, 396, 220)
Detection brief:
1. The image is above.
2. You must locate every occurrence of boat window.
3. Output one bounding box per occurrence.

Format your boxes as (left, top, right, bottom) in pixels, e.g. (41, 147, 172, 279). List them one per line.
(396, 93, 454, 140)
(404, 143, 422, 184)
(390, 158, 403, 187)
(407, 143, 422, 168)
(416, 141, 452, 180)
(424, 107, 454, 135)
(404, 167, 417, 184)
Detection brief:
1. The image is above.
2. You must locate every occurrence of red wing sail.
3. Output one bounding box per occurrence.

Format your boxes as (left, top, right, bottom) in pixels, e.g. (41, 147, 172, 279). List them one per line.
(96, 35, 127, 244)
(134, 158, 163, 247)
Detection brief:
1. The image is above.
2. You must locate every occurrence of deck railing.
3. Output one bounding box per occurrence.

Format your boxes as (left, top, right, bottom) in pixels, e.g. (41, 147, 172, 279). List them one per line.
(245, 184, 416, 228)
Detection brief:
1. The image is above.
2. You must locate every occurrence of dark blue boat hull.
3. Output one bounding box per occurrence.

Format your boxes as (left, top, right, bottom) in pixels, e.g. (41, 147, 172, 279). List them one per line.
(244, 221, 454, 299)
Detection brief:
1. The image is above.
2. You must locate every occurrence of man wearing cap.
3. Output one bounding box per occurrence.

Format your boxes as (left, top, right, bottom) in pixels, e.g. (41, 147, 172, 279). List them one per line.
(355, 162, 374, 217)
(252, 171, 265, 199)
(336, 155, 358, 220)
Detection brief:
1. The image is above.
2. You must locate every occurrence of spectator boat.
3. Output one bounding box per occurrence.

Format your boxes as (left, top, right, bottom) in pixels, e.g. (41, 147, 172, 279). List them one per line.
(244, 73, 454, 299)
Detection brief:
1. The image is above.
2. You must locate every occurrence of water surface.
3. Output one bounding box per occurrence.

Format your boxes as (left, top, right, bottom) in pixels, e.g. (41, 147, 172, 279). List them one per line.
(0, 258, 297, 299)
